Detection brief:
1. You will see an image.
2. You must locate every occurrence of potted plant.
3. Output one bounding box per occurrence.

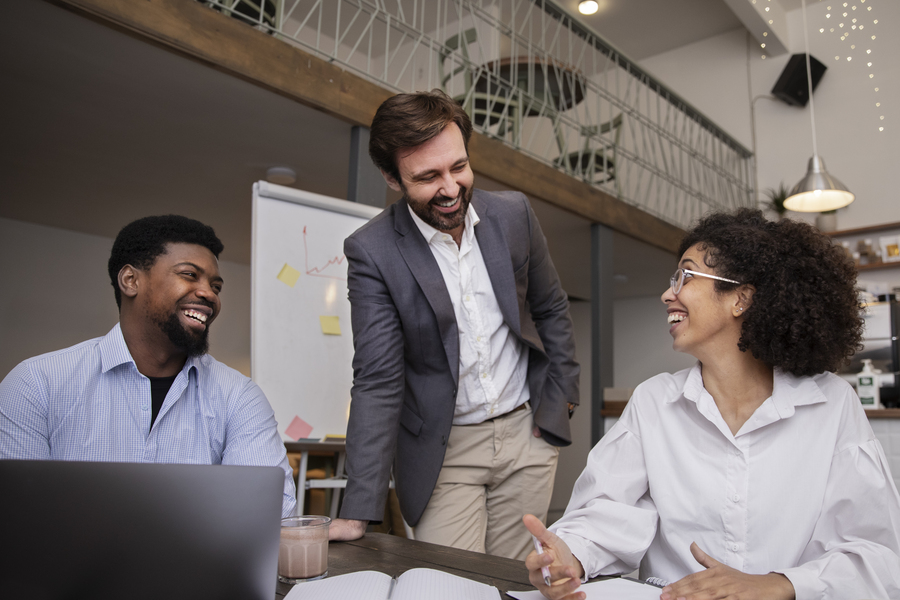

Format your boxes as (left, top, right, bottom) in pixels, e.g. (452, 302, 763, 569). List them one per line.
(816, 209, 838, 232)
(763, 183, 789, 218)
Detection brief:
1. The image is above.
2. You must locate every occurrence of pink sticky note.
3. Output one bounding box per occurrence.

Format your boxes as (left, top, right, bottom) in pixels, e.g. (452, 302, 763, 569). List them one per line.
(284, 416, 314, 440)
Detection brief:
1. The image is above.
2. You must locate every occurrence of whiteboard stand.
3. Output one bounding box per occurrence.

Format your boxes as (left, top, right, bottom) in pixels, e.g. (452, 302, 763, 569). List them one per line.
(286, 440, 347, 518)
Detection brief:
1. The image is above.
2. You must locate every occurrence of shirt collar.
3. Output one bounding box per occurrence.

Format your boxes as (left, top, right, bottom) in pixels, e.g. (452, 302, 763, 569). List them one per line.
(676, 361, 829, 418)
(99, 322, 201, 376)
(407, 201, 479, 245)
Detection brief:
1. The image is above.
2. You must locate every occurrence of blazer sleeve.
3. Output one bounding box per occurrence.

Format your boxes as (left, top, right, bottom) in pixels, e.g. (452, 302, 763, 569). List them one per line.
(338, 234, 407, 522)
(522, 196, 580, 443)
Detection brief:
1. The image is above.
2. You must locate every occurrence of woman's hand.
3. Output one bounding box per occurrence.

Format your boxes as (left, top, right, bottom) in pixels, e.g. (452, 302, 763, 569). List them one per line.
(660, 543, 795, 600)
(522, 514, 587, 600)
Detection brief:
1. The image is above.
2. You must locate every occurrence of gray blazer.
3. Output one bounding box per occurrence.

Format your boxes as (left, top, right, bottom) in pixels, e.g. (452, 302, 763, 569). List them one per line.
(339, 189, 579, 526)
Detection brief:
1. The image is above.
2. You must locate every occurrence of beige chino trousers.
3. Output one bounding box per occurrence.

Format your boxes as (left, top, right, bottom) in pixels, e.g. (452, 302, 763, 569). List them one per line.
(413, 402, 559, 560)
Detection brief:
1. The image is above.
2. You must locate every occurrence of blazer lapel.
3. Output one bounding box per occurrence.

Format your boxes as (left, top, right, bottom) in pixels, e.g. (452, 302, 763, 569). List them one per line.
(394, 202, 460, 383)
(472, 196, 520, 336)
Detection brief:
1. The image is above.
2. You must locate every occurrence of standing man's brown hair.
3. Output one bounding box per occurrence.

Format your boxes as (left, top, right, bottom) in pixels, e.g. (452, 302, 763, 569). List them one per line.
(368, 89, 474, 182)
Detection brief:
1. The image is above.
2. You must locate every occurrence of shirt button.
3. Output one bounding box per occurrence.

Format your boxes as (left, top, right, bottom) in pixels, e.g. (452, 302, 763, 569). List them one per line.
(141, 405, 149, 411)
(482, 373, 487, 378)
(489, 408, 495, 415)
(732, 494, 740, 502)
(465, 295, 471, 301)
(476, 336, 481, 342)
(732, 543, 739, 551)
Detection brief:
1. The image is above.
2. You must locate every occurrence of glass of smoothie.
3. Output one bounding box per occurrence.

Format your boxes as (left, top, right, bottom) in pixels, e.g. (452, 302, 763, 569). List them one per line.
(278, 515, 331, 583)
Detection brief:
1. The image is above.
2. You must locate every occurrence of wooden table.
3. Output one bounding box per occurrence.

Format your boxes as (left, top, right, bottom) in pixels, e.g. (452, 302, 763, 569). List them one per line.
(275, 533, 535, 597)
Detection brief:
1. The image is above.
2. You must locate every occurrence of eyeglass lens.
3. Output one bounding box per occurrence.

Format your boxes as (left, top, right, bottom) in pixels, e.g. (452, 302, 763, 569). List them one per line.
(670, 269, 685, 294)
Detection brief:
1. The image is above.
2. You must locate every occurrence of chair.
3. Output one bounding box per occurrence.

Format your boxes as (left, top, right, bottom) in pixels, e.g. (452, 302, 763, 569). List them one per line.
(557, 114, 623, 195)
(438, 28, 520, 141)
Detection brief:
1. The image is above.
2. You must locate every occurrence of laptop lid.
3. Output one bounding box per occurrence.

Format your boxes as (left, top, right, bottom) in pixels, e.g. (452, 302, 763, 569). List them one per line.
(0, 460, 283, 600)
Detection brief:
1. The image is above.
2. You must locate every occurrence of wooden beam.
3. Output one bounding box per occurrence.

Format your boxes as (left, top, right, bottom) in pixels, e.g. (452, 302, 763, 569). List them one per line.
(469, 135, 683, 253)
(50, 0, 683, 253)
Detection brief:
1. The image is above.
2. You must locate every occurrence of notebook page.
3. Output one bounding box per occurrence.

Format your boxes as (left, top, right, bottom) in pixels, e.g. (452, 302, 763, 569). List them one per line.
(393, 568, 501, 600)
(283, 570, 393, 600)
(508, 577, 661, 600)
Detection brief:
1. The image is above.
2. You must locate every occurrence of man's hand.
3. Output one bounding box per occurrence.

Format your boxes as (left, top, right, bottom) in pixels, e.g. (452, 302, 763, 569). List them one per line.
(522, 514, 586, 600)
(328, 518, 368, 541)
(660, 542, 795, 600)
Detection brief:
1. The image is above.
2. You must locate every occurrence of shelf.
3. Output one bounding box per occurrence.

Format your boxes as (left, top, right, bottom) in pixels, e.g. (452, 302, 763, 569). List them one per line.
(856, 261, 900, 272)
(866, 408, 900, 418)
(827, 221, 900, 238)
(828, 221, 900, 272)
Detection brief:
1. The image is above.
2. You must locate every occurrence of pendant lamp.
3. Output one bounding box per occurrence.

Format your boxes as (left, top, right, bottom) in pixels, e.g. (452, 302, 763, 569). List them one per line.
(783, 0, 855, 212)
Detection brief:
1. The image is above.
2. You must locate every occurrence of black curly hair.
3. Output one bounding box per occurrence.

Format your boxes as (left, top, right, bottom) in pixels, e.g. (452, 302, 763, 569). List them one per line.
(678, 208, 863, 377)
(108, 215, 224, 309)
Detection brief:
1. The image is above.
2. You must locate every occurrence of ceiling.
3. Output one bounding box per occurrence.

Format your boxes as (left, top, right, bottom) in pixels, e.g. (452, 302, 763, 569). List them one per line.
(563, 0, 804, 59)
(0, 0, 764, 300)
(561, 0, 744, 60)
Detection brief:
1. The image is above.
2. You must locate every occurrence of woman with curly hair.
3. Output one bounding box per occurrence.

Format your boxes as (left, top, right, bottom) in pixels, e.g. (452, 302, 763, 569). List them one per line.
(524, 208, 900, 600)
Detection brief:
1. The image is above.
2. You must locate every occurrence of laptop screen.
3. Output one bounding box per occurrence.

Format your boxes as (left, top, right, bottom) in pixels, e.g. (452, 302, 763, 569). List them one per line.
(1, 460, 283, 600)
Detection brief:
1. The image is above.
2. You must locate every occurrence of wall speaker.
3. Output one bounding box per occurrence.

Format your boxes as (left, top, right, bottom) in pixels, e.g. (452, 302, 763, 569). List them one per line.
(771, 53, 827, 107)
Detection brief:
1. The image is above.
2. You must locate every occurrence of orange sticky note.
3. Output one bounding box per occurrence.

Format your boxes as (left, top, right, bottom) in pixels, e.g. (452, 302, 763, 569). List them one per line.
(285, 416, 314, 441)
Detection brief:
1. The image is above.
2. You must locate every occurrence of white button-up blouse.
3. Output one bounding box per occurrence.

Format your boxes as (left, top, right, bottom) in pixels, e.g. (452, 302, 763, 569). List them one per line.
(551, 364, 900, 600)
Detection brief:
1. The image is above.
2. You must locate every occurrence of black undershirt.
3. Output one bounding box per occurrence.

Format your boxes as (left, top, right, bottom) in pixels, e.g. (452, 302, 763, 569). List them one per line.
(148, 375, 178, 427)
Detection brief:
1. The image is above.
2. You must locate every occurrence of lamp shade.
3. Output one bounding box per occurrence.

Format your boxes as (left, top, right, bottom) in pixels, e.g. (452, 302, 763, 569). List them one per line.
(783, 155, 854, 212)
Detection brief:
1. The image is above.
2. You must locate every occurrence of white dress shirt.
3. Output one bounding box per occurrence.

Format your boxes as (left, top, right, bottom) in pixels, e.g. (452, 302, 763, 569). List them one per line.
(551, 363, 900, 600)
(408, 204, 529, 425)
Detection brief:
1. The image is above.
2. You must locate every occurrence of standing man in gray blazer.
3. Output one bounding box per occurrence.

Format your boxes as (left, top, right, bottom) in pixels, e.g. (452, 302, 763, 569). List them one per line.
(330, 90, 580, 560)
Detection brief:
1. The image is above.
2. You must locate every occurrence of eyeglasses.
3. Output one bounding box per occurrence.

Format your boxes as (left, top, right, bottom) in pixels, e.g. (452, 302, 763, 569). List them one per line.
(670, 268, 740, 295)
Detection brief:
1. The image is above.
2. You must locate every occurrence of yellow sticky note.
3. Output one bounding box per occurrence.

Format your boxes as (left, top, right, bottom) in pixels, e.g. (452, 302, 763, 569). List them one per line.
(276, 263, 301, 288)
(319, 316, 341, 335)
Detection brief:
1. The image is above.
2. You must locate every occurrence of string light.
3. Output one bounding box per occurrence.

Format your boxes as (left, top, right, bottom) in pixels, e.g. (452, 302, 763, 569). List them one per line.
(811, 0, 885, 132)
(753, 0, 884, 132)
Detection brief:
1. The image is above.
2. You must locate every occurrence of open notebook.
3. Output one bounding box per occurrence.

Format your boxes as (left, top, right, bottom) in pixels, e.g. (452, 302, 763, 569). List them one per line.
(284, 568, 500, 600)
(508, 577, 664, 599)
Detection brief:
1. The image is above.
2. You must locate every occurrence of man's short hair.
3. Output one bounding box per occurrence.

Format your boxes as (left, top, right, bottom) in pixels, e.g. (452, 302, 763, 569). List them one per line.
(368, 89, 474, 183)
(108, 215, 224, 309)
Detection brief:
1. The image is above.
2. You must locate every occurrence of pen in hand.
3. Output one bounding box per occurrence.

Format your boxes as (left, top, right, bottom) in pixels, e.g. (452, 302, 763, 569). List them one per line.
(531, 535, 552, 586)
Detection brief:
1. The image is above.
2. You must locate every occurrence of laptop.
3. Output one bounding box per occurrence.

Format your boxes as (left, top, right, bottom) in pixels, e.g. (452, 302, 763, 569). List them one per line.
(0, 460, 283, 600)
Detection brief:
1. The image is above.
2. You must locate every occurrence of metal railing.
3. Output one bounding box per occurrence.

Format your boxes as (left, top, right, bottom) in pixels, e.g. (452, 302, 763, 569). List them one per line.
(202, 0, 754, 229)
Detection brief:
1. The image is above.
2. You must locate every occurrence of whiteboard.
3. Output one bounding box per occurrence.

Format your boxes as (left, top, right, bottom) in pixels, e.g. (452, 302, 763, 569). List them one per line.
(251, 182, 381, 440)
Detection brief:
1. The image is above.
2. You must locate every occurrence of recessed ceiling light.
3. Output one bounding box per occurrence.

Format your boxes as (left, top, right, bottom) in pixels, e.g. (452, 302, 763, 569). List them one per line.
(579, 1, 599, 15)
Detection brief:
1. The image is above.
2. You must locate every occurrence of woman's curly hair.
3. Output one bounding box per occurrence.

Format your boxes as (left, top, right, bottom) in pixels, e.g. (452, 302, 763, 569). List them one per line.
(678, 208, 863, 377)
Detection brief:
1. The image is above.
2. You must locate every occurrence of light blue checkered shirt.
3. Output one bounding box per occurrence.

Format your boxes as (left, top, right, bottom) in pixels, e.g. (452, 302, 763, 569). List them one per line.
(0, 323, 296, 517)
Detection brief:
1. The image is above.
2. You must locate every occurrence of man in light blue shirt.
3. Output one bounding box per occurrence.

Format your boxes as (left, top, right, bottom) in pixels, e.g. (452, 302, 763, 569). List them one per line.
(0, 215, 296, 516)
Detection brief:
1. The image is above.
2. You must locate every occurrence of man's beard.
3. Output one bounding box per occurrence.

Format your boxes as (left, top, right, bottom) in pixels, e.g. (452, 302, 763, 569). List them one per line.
(157, 311, 210, 357)
(406, 186, 472, 233)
